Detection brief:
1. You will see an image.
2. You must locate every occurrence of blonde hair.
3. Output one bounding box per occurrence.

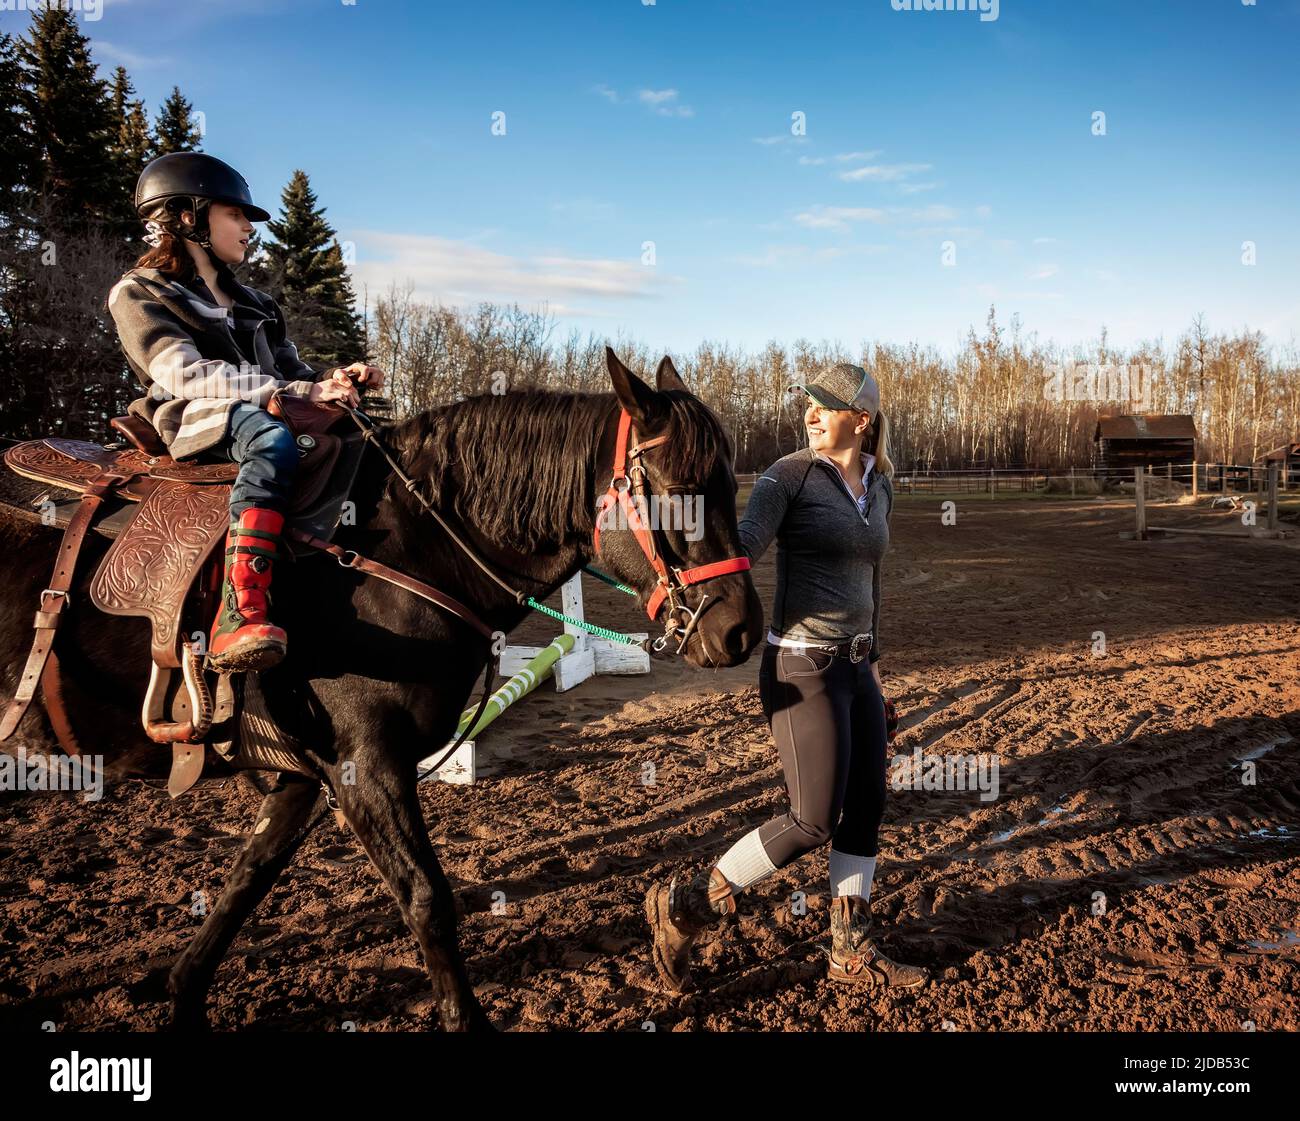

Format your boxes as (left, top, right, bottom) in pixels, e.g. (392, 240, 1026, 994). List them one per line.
(867, 410, 894, 478)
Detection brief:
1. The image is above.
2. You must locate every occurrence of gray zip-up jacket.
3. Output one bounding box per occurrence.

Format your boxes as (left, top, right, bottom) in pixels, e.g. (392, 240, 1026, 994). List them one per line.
(738, 447, 893, 662)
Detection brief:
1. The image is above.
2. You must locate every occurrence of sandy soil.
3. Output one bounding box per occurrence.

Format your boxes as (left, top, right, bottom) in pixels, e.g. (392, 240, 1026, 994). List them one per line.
(2, 491, 1297, 1031)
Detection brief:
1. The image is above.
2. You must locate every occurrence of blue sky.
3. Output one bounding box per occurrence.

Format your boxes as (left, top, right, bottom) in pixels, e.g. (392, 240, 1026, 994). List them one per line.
(10, 0, 1300, 355)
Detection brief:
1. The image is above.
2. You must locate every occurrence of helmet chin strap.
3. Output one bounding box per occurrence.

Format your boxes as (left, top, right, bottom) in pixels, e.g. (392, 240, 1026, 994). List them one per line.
(176, 198, 231, 275)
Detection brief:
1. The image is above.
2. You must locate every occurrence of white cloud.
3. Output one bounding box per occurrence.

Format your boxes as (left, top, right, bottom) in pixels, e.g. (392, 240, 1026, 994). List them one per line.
(794, 203, 959, 232)
(898, 182, 939, 194)
(1033, 236, 1059, 245)
(899, 225, 982, 239)
(732, 244, 891, 267)
(904, 205, 959, 222)
(800, 150, 882, 167)
(591, 84, 620, 104)
(838, 162, 933, 183)
(1030, 264, 1060, 280)
(638, 89, 695, 117)
(92, 40, 172, 68)
(349, 231, 676, 316)
(794, 206, 888, 231)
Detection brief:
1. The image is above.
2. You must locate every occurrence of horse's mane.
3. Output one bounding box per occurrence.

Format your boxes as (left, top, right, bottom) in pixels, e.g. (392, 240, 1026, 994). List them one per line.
(388, 387, 733, 554)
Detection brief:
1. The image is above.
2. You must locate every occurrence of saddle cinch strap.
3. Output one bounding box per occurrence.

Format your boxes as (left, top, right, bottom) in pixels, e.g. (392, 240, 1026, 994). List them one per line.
(0, 464, 146, 746)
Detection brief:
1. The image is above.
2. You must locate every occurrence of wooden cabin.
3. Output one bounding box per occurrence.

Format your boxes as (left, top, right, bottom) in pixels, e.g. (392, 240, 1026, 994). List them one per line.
(1255, 442, 1300, 490)
(1093, 415, 1197, 476)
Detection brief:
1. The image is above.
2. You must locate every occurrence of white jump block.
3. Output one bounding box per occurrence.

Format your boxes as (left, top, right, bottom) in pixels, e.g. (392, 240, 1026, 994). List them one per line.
(554, 647, 596, 692)
(417, 740, 475, 785)
(590, 635, 651, 675)
(499, 637, 648, 687)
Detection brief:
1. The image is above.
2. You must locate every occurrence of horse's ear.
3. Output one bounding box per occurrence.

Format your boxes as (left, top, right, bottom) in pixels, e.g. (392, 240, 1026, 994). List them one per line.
(606, 346, 662, 425)
(655, 355, 689, 394)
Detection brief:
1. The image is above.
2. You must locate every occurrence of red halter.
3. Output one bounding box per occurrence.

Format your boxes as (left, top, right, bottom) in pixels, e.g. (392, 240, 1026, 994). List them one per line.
(594, 408, 751, 630)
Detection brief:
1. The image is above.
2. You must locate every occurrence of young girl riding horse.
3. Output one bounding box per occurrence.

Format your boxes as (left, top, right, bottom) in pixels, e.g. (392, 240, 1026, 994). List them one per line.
(108, 152, 383, 674)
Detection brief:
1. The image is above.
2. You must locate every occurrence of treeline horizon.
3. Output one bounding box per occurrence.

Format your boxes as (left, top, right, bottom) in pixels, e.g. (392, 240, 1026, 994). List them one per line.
(371, 290, 1300, 473)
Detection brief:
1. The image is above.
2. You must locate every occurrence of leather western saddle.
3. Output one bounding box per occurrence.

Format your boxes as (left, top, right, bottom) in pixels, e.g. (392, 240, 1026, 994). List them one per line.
(0, 391, 367, 796)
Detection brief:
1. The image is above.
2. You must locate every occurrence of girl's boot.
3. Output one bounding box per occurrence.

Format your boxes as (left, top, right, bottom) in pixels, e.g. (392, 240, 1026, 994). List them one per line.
(207, 507, 288, 674)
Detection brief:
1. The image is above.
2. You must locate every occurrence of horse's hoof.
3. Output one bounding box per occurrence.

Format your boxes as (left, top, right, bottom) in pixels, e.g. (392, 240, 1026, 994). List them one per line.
(169, 997, 211, 1032)
(437, 1000, 495, 1032)
(126, 964, 171, 1004)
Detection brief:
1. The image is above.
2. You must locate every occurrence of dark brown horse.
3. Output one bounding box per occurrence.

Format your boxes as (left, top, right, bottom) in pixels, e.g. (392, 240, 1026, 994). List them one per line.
(0, 349, 764, 1030)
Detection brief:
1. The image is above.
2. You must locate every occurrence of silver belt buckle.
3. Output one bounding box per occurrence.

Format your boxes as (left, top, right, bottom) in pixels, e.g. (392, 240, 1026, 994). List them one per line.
(848, 633, 870, 663)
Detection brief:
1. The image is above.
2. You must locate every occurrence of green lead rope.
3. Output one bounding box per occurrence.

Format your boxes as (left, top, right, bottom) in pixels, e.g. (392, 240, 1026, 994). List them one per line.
(520, 565, 644, 647)
(581, 565, 637, 597)
(525, 596, 644, 646)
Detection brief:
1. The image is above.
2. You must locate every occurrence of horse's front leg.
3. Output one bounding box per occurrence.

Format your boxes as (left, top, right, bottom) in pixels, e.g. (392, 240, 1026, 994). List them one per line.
(329, 753, 490, 1032)
(168, 772, 326, 1029)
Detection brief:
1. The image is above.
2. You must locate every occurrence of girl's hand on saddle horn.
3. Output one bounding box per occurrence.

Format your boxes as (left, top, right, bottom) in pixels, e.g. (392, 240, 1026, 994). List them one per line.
(308, 377, 360, 409)
(334, 361, 385, 391)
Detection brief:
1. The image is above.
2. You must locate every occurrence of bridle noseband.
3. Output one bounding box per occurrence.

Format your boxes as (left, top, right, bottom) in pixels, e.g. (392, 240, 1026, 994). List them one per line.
(594, 408, 751, 654)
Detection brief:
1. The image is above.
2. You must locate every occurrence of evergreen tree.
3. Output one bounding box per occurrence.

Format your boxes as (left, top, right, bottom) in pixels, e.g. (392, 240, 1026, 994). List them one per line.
(15, 9, 121, 234)
(258, 170, 367, 370)
(107, 66, 150, 235)
(2, 14, 136, 441)
(0, 33, 37, 230)
(152, 86, 203, 155)
(110, 67, 152, 177)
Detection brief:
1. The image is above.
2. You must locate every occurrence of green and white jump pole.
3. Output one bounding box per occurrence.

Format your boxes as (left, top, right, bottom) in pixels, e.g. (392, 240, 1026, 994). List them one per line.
(419, 573, 650, 785)
(456, 632, 575, 741)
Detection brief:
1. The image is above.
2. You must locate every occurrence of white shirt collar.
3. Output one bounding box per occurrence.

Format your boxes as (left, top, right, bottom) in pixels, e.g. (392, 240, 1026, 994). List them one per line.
(814, 449, 876, 495)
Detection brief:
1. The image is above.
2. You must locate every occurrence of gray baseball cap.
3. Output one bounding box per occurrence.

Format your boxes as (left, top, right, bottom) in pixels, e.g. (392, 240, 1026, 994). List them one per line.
(789, 362, 880, 414)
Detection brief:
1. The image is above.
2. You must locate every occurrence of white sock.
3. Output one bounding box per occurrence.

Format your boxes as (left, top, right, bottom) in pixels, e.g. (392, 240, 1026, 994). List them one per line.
(829, 849, 877, 900)
(715, 828, 778, 894)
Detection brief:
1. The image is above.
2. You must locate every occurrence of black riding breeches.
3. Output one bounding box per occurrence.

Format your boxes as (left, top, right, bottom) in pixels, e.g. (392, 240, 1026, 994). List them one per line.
(755, 642, 889, 865)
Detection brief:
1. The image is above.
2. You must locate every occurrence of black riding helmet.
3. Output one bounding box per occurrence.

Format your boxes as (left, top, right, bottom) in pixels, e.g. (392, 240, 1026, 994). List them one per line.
(135, 151, 269, 251)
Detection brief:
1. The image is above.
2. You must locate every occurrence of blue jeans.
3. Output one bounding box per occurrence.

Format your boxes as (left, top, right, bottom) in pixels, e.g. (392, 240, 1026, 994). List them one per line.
(219, 402, 299, 523)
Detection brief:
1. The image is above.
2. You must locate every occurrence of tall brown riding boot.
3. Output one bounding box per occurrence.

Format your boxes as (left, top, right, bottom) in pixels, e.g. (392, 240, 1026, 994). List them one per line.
(827, 895, 930, 989)
(206, 507, 288, 674)
(644, 866, 736, 992)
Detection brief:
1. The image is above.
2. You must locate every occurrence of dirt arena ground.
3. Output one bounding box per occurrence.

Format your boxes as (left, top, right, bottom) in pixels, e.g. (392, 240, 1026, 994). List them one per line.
(1, 490, 1297, 1031)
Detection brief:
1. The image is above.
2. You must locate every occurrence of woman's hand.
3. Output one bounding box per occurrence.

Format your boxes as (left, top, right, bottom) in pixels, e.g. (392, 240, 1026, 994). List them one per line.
(883, 698, 899, 742)
(873, 661, 898, 741)
(333, 361, 386, 391)
(307, 377, 359, 408)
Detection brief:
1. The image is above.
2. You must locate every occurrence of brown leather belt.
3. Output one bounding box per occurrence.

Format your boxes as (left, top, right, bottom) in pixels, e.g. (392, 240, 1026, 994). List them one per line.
(769, 631, 873, 664)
